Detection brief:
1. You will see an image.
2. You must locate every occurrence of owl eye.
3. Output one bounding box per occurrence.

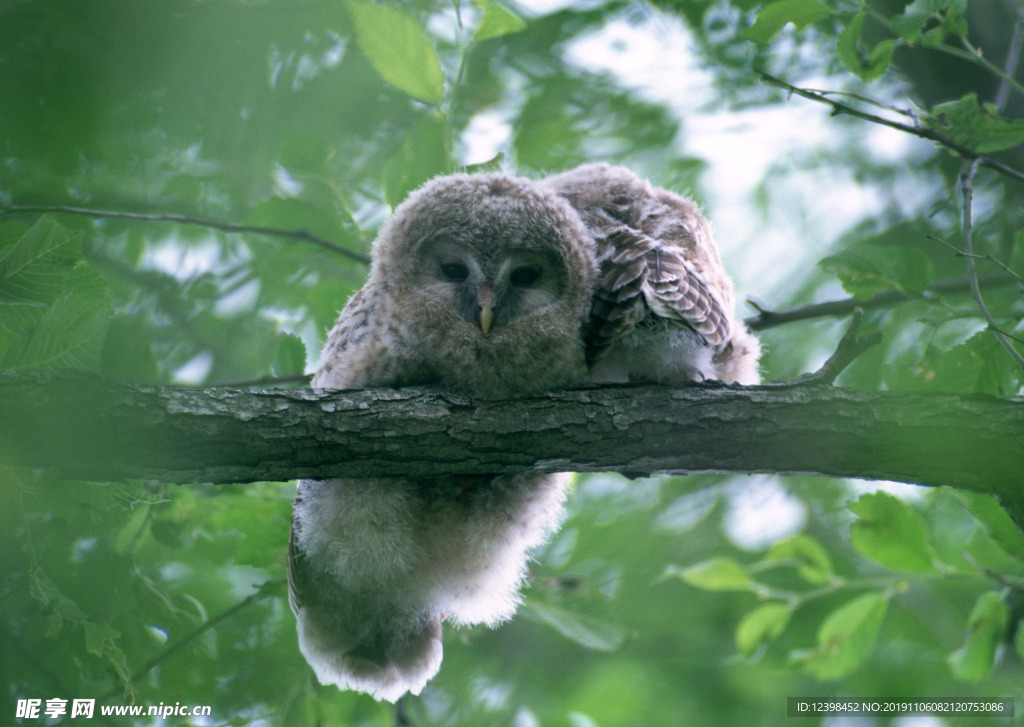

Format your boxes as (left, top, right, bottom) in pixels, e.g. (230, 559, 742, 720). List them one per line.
(440, 262, 469, 282)
(509, 266, 541, 287)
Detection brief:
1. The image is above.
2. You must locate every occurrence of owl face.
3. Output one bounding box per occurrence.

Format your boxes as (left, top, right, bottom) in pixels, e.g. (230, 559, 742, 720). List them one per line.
(358, 172, 598, 398)
(412, 232, 567, 335)
(375, 173, 595, 336)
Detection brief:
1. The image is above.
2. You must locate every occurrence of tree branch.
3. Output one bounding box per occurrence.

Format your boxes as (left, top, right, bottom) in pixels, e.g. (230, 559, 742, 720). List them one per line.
(928, 236, 1024, 287)
(960, 160, 1024, 369)
(743, 271, 1019, 331)
(0, 204, 371, 266)
(992, 6, 1024, 113)
(758, 73, 1024, 187)
(795, 309, 883, 384)
(96, 580, 281, 703)
(1, 370, 1022, 523)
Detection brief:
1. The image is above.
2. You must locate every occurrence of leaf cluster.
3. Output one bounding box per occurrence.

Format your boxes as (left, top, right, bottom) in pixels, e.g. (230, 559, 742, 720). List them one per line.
(674, 487, 1024, 683)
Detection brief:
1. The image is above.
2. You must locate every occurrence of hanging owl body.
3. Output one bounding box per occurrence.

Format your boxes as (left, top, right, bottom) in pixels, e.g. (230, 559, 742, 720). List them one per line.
(289, 173, 596, 701)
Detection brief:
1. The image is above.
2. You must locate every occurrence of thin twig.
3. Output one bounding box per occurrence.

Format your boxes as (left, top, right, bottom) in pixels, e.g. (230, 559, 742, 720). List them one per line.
(796, 308, 883, 385)
(0, 204, 371, 266)
(953, 17, 1024, 370)
(743, 272, 1018, 331)
(960, 159, 1024, 369)
(98, 580, 282, 702)
(758, 73, 1024, 187)
(805, 88, 918, 120)
(1002, 329, 1024, 348)
(928, 235, 1024, 286)
(993, 6, 1024, 113)
(207, 372, 312, 388)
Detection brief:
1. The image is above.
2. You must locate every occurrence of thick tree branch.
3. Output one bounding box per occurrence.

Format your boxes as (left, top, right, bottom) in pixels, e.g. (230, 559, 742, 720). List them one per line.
(2, 370, 1022, 522)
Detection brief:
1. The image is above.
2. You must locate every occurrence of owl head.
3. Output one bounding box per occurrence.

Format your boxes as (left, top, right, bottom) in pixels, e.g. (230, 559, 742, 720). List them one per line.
(367, 173, 598, 397)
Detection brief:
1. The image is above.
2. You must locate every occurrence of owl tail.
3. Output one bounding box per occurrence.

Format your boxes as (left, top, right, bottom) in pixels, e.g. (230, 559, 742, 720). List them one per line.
(295, 609, 443, 702)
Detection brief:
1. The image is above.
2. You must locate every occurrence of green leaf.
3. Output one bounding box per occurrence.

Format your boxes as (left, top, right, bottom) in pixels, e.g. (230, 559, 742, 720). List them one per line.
(739, 0, 833, 43)
(83, 621, 122, 657)
(849, 492, 935, 572)
(820, 244, 934, 298)
(1, 262, 108, 371)
(1016, 618, 1024, 664)
(382, 114, 448, 208)
(273, 333, 307, 377)
(463, 151, 506, 174)
(29, 567, 87, 637)
(890, 0, 967, 42)
(964, 492, 1024, 561)
(522, 600, 624, 652)
(923, 487, 979, 571)
(928, 332, 1024, 396)
(114, 503, 151, 555)
(947, 591, 1008, 682)
(837, 13, 894, 82)
(797, 592, 889, 679)
(763, 534, 833, 585)
(736, 602, 793, 657)
(0, 216, 83, 306)
(927, 93, 1024, 153)
(669, 557, 759, 592)
(346, 1, 444, 105)
(101, 640, 133, 697)
(513, 81, 584, 168)
(472, 0, 526, 44)
(0, 217, 109, 371)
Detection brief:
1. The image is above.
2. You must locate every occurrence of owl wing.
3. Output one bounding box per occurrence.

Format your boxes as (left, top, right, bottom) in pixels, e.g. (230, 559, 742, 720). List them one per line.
(587, 220, 731, 364)
(312, 284, 432, 389)
(291, 284, 397, 614)
(287, 487, 310, 614)
(541, 163, 733, 367)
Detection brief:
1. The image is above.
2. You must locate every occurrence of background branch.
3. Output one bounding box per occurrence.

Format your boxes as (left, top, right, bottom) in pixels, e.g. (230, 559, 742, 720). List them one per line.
(0, 204, 371, 265)
(743, 271, 1018, 330)
(992, 6, 1024, 112)
(758, 73, 1024, 187)
(96, 581, 281, 703)
(959, 160, 1024, 368)
(796, 309, 883, 384)
(928, 236, 1024, 287)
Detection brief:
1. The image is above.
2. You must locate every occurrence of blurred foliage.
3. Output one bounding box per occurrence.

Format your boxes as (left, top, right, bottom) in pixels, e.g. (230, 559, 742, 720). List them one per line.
(2, 0, 1024, 725)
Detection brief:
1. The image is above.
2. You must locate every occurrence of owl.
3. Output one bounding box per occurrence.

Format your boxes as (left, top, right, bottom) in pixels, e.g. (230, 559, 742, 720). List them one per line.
(542, 163, 760, 386)
(288, 173, 597, 702)
(289, 165, 760, 702)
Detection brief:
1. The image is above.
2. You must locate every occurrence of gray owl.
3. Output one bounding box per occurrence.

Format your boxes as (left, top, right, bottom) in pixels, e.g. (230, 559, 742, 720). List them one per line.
(289, 173, 597, 701)
(289, 165, 760, 702)
(543, 163, 760, 386)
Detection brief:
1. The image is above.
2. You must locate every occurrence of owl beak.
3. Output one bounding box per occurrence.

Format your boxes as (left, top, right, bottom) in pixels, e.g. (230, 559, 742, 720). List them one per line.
(477, 285, 495, 335)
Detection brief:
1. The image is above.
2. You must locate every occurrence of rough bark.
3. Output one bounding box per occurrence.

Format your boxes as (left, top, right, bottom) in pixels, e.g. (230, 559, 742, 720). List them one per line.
(2, 369, 1022, 519)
